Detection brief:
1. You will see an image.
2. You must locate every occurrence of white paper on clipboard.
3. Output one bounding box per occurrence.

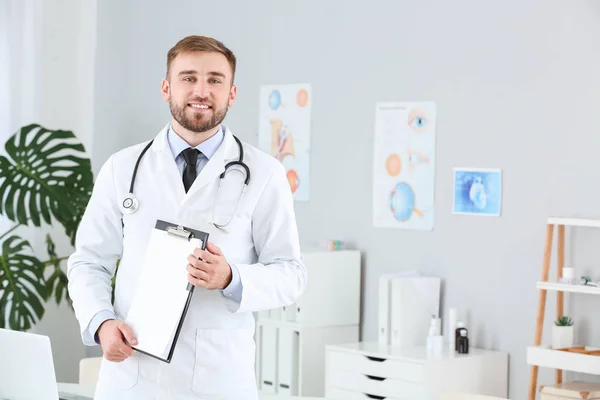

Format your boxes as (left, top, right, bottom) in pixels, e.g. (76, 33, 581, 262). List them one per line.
(125, 221, 207, 362)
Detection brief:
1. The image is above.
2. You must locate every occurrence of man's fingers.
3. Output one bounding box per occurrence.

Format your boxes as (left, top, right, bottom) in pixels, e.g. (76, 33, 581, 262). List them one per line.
(206, 241, 222, 256)
(191, 249, 215, 264)
(187, 264, 209, 280)
(118, 322, 138, 346)
(105, 345, 127, 362)
(187, 257, 215, 274)
(118, 342, 134, 358)
(187, 272, 209, 288)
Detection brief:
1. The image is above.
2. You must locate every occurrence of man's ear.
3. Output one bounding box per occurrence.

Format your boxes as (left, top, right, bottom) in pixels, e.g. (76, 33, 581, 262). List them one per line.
(228, 84, 237, 107)
(161, 78, 170, 102)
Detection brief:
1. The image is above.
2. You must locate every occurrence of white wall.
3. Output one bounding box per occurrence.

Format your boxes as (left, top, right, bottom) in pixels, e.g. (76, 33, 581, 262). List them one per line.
(28, 0, 98, 383)
(91, 1, 600, 398)
(41, 0, 96, 152)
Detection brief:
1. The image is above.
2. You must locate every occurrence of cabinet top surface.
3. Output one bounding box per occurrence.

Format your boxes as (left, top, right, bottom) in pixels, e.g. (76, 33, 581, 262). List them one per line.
(327, 341, 507, 361)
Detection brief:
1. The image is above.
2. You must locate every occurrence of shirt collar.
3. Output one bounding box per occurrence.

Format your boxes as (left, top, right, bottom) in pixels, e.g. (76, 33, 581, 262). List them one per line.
(167, 123, 224, 160)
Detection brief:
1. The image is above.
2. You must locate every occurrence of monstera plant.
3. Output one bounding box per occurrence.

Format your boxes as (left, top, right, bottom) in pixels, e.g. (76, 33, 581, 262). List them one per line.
(0, 124, 93, 331)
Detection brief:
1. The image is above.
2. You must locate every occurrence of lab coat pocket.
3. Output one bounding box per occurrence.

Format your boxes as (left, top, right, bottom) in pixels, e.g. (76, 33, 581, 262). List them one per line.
(192, 327, 258, 399)
(98, 352, 139, 391)
(201, 213, 254, 262)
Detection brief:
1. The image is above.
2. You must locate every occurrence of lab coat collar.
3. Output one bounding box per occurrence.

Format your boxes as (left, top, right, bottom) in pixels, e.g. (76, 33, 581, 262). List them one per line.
(167, 124, 224, 161)
(151, 122, 239, 204)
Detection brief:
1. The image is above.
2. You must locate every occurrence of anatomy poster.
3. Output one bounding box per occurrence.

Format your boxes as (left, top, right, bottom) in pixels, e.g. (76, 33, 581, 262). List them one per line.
(373, 102, 436, 230)
(258, 83, 311, 201)
(453, 168, 502, 216)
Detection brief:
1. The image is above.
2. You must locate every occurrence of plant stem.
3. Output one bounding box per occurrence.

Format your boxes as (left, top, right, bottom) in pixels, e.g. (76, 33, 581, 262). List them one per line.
(0, 223, 21, 242)
(42, 257, 69, 266)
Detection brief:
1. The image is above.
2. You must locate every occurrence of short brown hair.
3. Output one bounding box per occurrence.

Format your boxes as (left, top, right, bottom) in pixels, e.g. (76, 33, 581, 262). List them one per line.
(166, 35, 237, 84)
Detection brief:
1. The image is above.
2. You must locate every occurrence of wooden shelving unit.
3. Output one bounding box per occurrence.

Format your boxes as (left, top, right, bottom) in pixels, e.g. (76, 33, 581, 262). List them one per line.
(527, 217, 600, 399)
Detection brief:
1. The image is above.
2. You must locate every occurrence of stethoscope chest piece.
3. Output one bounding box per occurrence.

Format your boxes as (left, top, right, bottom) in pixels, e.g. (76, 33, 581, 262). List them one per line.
(122, 193, 139, 214)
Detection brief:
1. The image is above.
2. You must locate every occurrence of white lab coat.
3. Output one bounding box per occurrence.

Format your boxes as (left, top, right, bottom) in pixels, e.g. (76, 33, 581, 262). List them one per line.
(67, 124, 307, 400)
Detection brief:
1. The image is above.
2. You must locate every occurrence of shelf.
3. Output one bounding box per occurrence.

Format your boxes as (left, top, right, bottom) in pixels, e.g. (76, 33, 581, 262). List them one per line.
(537, 281, 600, 295)
(527, 346, 600, 375)
(547, 217, 600, 228)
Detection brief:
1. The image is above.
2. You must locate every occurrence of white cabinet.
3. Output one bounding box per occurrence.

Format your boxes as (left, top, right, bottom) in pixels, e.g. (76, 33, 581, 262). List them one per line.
(325, 342, 509, 400)
(255, 250, 362, 397)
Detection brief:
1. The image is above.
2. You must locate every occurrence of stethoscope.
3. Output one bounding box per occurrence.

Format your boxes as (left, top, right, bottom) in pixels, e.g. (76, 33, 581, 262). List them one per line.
(122, 135, 250, 232)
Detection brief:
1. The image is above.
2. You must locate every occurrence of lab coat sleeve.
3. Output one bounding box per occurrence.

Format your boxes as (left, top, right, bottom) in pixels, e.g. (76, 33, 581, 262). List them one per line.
(228, 162, 307, 313)
(67, 155, 123, 346)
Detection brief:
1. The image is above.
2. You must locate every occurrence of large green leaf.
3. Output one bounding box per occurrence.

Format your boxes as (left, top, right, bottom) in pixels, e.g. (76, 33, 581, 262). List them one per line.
(0, 235, 47, 330)
(0, 124, 93, 244)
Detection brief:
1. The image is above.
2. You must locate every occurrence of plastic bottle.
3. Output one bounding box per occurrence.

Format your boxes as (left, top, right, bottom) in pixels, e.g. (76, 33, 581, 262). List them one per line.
(458, 330, 469, 354)
(427, 316, 438, 354)
(455, 322, 466, 351)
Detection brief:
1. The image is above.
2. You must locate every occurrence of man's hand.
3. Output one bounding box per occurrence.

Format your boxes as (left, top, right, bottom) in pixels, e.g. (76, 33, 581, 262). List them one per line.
(187, 241, 232, 290)
(97, 320, 137, 362)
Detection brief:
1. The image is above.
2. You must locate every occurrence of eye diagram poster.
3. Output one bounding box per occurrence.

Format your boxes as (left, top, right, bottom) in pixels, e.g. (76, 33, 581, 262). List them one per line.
(259, 84, 311, 202)
(373, 102, 436, 230)
(453, 168, 502, 216)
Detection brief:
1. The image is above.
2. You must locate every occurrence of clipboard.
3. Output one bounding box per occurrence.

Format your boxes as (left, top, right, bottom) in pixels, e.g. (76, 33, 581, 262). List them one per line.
(124, 219, 209, 363)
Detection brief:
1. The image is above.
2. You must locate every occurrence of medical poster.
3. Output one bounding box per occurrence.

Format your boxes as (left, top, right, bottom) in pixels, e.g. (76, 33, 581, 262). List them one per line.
(258, 83, 311, 202)
(453, 168, 502, 216)
(373, 102, 436, 230)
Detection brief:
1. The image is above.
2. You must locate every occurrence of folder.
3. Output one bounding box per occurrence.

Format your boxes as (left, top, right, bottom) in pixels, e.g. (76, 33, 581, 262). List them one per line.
(277, 327, 299, 395)
(390, 276, 440, 347)
(260, 325, 278, 393)
(125, 220, 209, 363)
(378, 276, 391, 345)
(378, 271, 420, 345)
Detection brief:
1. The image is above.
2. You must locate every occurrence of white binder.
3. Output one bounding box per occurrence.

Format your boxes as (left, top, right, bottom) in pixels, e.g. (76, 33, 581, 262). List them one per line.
(260, 325, 278, 393)
(125, 220, 208, 363)
(378, 271, 420, 345)
(277, 327, 299, 395)
(390, 276, 440, 347)
(378, 276, 391, 345)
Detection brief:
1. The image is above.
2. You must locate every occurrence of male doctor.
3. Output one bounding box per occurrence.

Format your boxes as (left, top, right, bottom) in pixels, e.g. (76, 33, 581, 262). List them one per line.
(67, 35, 307, 399)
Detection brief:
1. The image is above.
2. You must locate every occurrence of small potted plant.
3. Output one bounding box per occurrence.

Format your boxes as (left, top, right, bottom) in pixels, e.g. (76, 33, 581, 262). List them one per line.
(552, 316, 574, 349)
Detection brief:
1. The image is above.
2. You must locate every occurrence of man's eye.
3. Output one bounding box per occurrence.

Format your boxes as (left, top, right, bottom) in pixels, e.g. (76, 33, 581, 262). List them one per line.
(209, 79, 221, 84)
(183, 77, 194, 82)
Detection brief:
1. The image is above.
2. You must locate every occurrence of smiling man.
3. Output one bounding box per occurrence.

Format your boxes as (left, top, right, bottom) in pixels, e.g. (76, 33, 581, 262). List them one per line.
(67, 35, 306, 400)
(163, 39, 236, 147)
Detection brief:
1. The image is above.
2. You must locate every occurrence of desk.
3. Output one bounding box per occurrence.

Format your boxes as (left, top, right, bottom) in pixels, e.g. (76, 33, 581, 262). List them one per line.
(57, 383, 95, 397)
(57, 383, 322, 399)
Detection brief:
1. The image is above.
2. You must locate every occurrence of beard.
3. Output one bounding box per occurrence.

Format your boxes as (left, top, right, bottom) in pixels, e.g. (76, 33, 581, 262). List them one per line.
(169, 98, 229, 133)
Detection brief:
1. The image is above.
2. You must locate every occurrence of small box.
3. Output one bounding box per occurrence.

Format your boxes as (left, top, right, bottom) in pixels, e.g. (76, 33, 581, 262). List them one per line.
(540, 382, 600, 399)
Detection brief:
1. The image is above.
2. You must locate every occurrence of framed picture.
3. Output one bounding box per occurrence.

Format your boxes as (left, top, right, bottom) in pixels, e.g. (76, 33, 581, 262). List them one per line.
(453, 168, 502, 216)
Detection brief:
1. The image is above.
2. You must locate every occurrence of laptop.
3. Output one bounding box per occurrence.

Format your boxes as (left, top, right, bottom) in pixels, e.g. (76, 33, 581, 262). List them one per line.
(0, 328, 92, 400)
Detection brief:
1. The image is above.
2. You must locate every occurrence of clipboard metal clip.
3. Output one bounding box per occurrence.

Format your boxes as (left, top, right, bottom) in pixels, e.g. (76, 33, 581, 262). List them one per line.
(167, 225, 193, 240)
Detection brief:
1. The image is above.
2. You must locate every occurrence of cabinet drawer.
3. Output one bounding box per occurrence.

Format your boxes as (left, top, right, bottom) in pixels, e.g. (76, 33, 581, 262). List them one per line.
(326, 386, 403, 399)
(328, 369, 428, 399)
(328, 350, 425, 383)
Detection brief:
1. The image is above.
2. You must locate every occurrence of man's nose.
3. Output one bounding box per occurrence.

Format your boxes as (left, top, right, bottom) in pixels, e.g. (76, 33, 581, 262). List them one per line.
(194, 81, 210, 98)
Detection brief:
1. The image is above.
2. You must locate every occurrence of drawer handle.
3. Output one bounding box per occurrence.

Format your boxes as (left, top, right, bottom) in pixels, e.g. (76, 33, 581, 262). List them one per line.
(280, 384, 290, 389)
(365, 355, 386, 362)
(262, 380, 273, 386)
(365, 394, 386, 399)
(365, 374, 386, 381)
